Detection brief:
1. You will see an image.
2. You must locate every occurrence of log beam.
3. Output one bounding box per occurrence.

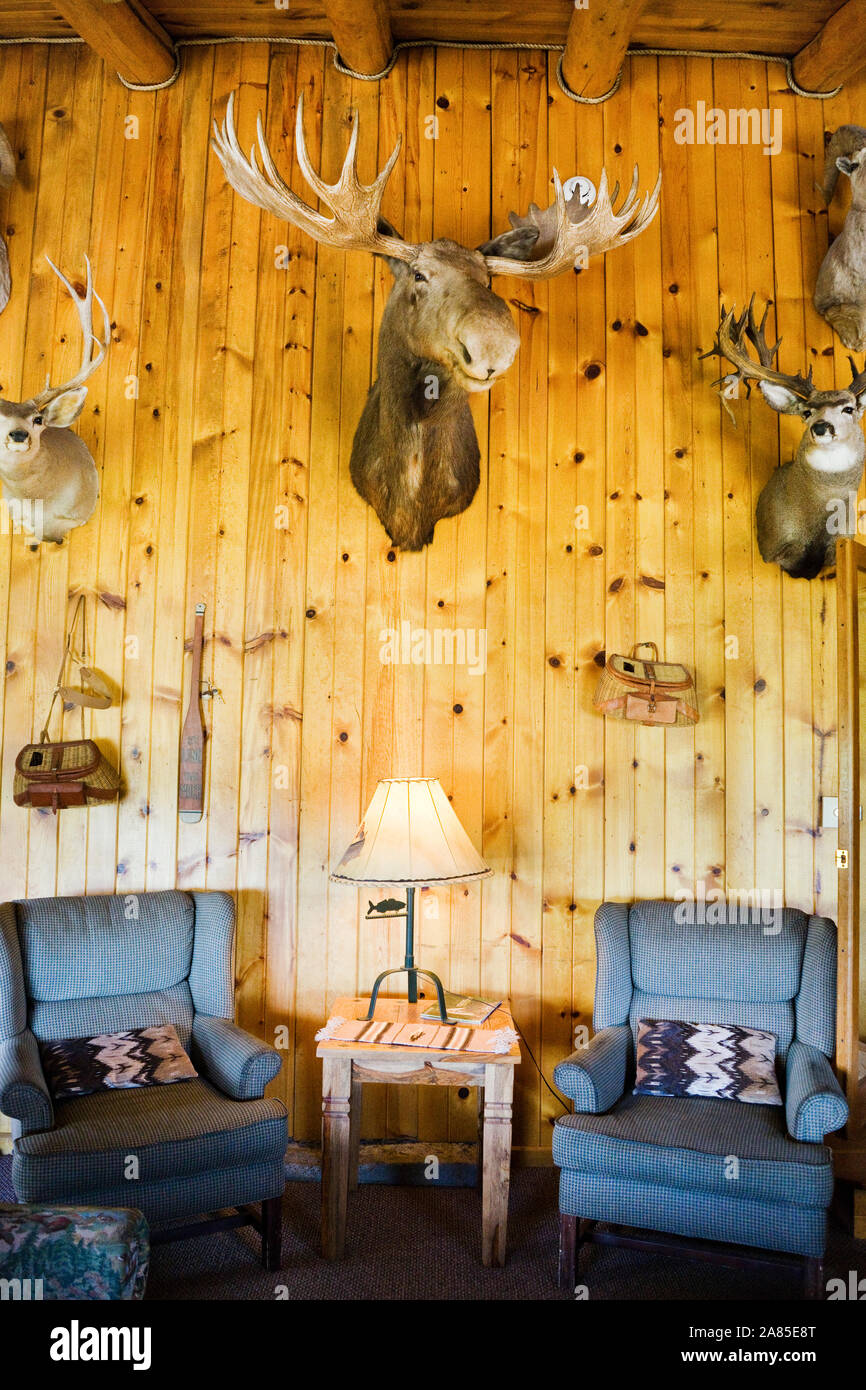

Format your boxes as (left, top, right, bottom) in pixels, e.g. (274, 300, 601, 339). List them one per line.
(52, 0, 176, 87)
(793, 0, 866, 93)
(561, 0, 648, 100)
(322, 0, 393, 77)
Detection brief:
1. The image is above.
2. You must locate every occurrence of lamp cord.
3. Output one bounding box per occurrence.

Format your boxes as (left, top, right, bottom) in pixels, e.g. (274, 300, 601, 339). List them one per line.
(509, 1012, 571, 1116)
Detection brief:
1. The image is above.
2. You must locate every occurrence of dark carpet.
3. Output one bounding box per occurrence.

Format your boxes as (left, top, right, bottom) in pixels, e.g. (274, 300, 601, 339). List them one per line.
(2, 1156, 864, 1300)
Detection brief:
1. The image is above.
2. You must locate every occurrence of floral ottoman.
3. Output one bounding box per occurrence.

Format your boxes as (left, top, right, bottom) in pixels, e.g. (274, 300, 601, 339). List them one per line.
(0, 1204, 149, 1300)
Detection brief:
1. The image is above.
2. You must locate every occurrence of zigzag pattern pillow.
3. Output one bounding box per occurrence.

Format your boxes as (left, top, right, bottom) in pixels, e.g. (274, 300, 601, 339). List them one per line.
(634, 1018, 782, 1105)
(40, 1024, 197, 1101)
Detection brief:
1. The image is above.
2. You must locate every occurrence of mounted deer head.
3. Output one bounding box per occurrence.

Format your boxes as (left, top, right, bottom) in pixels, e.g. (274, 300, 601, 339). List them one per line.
(704, 297, 866, 579)
(213, 94, 660, 550)
(815, 124, 866, 351)
(0, 122, 15, 315)
(0, 258, 110, 543)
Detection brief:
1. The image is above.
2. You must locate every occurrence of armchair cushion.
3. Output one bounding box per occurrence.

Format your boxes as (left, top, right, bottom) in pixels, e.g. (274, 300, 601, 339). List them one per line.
(0, 1029, 53, 1135)
(553, 1091, 833, 1209)
(785, 1040, 849, 1142)
(12, 1076, 287, 1201)
(191, 1015, 281, 1101)
(553, 1024, 630, 1112)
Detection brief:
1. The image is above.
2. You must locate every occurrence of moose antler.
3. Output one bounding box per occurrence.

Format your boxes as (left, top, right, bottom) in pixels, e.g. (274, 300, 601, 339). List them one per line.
(482, 165, 661, 281)
(33, 258, 110, 408)
(701, 296, 815, 422)
(212, 92, 416, 265)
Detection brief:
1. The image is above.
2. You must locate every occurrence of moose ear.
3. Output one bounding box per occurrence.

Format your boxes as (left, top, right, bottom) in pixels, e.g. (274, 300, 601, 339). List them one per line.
(376, 216, 409, 278)
(837, 154, 862, 177)
(476, 225, 540, 261)
(40, 387, 88, 428)
(757, 381, 806, 415)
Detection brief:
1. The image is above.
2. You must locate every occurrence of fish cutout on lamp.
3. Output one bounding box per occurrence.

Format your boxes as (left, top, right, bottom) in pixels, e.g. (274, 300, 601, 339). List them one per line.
(367, 898, 406, 916)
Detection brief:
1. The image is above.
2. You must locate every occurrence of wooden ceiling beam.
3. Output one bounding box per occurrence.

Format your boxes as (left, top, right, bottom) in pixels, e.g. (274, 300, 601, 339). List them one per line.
(793, 0, 866, 92)
(51, 0, 176, 86)
(322, 0, 393, 77)
(562, 0, 649, 100)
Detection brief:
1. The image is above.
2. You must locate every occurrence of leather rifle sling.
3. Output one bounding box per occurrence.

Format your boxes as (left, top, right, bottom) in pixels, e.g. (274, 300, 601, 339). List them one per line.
(179, 603, 206, 822)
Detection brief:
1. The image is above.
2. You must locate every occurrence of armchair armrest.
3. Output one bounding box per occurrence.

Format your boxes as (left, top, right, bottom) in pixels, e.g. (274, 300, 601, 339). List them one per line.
(191, 1015, 282, 1101)
(785, 1040, 848, 1142)
(0, 1029, 53, 1135)
(553, 1024, 630, 1113)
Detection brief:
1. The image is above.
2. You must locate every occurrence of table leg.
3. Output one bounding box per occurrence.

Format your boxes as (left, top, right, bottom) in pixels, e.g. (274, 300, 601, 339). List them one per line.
(321, 1054, 352, 1260)
(481, 1063, 514, 1267)
(348, 1075, 362, 1192)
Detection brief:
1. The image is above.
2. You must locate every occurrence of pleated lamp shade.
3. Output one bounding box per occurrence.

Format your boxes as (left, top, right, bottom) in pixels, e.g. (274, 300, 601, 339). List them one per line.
(330, 778, 491, 886)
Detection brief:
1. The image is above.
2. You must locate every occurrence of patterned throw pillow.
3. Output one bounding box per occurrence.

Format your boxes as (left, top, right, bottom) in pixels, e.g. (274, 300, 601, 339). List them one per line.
(40, 1024, 197, 1101)
(634, 1018, 783, 1105)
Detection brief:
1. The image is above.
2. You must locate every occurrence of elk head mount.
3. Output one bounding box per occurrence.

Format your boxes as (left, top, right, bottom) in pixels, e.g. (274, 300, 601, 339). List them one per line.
(704, 297, 866, 580)
(213, 93, 661, 551)
(815, 125, 866, 351)
(0, 258, 109, 543)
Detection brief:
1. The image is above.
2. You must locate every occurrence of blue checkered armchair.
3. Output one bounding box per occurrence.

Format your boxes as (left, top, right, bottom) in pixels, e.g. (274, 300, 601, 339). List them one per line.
(553, 901, 848, 1298)
(0, 891, 288, 1268)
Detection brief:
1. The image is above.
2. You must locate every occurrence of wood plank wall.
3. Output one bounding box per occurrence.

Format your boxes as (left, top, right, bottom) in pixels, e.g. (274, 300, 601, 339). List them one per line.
(0, 44, 860, 1154)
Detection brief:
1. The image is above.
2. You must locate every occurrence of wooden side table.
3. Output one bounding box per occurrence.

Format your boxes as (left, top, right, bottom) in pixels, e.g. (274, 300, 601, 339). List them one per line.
(317, 996, 521, 1267)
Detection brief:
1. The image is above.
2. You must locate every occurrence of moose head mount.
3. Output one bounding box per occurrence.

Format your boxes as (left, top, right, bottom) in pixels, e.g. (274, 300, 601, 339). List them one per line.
(213, 94, 660, 551)
(815, 125, 866, 352)
(0, 258, 109, 543)
(704, 297, 866, 580)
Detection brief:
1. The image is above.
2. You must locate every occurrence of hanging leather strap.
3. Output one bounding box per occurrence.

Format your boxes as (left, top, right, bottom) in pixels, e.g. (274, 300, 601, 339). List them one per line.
(39, 595, 111, 742)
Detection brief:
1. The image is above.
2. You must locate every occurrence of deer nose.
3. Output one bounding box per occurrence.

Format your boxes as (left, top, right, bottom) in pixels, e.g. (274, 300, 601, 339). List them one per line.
(812, 420, 834, 437)
(8, 429, 29, 443)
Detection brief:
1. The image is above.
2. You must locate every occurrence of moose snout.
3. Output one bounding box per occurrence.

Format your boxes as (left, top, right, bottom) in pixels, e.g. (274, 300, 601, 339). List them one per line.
(454, 317, 520, 388)
(811, 420, 834, 438)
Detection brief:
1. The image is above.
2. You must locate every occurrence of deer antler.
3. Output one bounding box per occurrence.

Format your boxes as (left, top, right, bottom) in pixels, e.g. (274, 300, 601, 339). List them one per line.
(482, 165, 661, 281)
(212, 92, 416, 264)
(701, 296, 815, 421)
(33, 258, 110, 408)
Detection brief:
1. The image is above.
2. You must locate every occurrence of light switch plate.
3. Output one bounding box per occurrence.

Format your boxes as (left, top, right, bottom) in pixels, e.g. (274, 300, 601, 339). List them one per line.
(821, 796, 839, 827)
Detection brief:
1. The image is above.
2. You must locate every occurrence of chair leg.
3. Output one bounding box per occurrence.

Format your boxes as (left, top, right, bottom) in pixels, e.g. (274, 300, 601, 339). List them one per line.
(558, 1213, 577, 1291)
(803, 1257, 824, 1300)
(262, 1195, 283, 1271)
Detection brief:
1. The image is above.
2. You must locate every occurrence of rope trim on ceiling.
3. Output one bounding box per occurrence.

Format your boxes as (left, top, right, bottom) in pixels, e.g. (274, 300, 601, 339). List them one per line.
(0, 35, 844, 100)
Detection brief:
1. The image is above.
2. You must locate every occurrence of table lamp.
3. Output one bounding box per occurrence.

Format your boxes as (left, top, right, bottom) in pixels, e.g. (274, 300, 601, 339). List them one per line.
(330, 777, 491, 1021)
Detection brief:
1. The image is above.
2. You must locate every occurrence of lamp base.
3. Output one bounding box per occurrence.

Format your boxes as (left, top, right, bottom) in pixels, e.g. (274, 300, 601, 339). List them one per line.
(364, 966, 448, 1022)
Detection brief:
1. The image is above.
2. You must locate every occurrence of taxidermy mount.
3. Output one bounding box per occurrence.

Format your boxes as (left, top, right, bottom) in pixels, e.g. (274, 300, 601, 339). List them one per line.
(815, 124, 866, 351)
(0, 122, 15, 314)
(705, 297, 866, 580)
(213, 93, 661, 551)
(0, 258, 109, 543)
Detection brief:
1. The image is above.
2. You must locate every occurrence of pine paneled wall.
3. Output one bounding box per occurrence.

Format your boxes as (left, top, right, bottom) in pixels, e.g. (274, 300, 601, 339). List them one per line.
(0, 44, 857, 1154)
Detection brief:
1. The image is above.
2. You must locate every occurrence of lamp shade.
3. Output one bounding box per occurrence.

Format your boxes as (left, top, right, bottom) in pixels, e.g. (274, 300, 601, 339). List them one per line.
(330, 777, 491, 886)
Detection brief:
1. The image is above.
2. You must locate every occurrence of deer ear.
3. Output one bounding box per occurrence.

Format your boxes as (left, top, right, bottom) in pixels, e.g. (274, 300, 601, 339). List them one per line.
(477, 225, 540, 261)
(837, 155, 861, 177)
(757, 381, 804, 415)
(40, 387, 88, 428)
